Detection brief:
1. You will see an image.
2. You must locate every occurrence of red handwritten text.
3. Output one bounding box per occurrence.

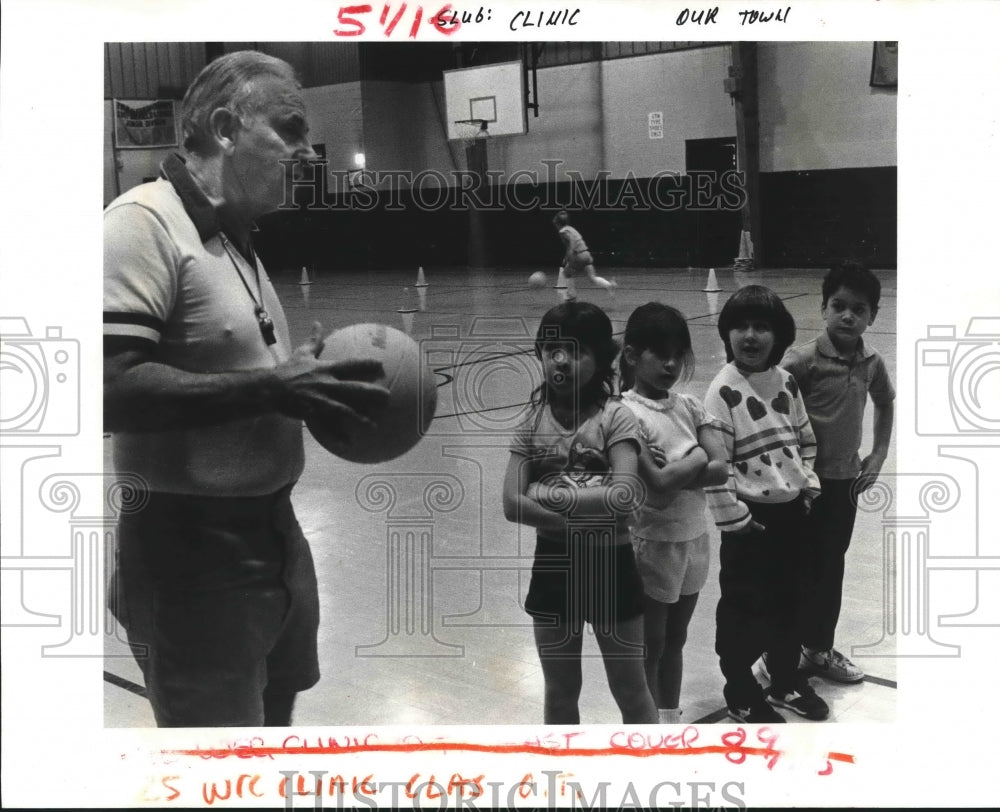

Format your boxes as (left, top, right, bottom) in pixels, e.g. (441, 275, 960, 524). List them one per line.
(334, 3, 461, 37)
(166, 732, 855, 776)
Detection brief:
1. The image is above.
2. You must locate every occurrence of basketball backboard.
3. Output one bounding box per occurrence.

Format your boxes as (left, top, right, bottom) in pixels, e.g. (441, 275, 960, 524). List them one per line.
(443, 60, 527, 140)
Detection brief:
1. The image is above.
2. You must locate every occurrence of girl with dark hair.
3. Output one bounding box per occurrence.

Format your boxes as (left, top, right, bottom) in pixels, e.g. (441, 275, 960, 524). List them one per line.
(503, 301, 656, 724)
(619, 302, 728, 725)
(703, 285, 830, 723)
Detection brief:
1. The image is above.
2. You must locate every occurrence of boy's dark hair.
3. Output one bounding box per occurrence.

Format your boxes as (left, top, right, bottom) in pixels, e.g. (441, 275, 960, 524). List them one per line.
(620, 302, 695, 391)
(533, 300, 619, 406)
(552, 209, 570, 227)
(822, 260, 881, 316)
(717, 285, 796, 367)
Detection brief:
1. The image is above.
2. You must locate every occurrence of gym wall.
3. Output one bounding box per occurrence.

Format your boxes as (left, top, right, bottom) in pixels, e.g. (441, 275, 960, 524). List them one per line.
(104, 42, 896, 272)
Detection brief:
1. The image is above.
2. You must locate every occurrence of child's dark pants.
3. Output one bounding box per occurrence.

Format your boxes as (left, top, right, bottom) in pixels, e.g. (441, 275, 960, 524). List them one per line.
(800, 477, 858, 651)
(716, 496, 810, 708)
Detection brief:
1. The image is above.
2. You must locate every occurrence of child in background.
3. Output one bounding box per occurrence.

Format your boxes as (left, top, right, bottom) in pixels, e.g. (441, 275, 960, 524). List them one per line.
(619, 302, 728, 725)
(704, 285, 828, 723)
(781, 261, 895, 683)
(552, 209, 617, 300)
(503, 301, 657, 725)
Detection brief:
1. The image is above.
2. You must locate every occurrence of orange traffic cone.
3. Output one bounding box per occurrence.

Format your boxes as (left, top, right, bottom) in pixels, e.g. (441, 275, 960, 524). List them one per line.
(299, 266, 312, 285)
(415, 266, 428, 287)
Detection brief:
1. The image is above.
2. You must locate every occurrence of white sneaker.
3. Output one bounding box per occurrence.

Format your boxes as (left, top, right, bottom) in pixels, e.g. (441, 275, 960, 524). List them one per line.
(801, 647, 864, 684)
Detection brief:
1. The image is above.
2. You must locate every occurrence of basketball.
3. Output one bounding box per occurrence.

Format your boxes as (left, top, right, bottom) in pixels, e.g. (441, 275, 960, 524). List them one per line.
(306, 323, 437, 463)
(528, 271, 548, 289)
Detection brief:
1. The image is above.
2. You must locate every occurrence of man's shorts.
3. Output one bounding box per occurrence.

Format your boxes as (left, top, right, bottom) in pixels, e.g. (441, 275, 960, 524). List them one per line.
(564, 251, 594, 278)
(525, 535, 645, 631)
(632, 532, 711, 604)
(108, 484, 320, 726)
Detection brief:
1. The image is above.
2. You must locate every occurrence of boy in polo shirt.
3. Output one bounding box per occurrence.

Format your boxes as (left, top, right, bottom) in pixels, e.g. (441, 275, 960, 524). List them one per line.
(781, 261, 895, 683)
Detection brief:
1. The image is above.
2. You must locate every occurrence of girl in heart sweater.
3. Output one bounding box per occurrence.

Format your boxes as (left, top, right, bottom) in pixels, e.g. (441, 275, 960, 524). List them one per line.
(703, 363, 819, 526)
(703, 285, 829, 724)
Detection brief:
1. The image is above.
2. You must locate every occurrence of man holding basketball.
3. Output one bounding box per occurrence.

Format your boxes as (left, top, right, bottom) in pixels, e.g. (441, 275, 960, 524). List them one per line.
(103, 51, 389, 727)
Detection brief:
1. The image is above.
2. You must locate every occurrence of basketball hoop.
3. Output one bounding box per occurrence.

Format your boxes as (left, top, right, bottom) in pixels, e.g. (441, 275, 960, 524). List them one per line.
(454, 118, 490, 151)
(453, 118, 490, 176)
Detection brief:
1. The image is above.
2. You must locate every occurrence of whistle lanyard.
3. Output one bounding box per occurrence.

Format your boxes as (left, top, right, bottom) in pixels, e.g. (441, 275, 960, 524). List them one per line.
(219, 232, 276, 346)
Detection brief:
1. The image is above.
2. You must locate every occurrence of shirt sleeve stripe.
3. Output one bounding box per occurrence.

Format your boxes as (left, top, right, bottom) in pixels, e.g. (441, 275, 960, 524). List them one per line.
(103, 322, 161, 343)
(715, 512, 751, 528)
(104, 311, 164, 330)
(103, 311, 163, 344)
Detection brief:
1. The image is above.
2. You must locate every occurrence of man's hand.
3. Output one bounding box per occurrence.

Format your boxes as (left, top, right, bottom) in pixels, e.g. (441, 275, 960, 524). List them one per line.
(293, 320, 327, 360)
(276, 321, 390, 437)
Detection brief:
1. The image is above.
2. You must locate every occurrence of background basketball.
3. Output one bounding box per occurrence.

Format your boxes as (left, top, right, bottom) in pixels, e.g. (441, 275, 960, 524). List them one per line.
(528, 271, 548, 289)
(306, 323, 437, 463)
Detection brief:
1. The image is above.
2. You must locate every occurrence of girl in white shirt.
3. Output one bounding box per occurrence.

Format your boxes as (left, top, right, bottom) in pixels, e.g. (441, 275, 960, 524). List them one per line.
(620, 302, 728, 725)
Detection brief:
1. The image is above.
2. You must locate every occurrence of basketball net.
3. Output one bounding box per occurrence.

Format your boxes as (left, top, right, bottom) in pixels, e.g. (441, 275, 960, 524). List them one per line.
(453, 120, 490, 269)
(455, 119, 490, 175)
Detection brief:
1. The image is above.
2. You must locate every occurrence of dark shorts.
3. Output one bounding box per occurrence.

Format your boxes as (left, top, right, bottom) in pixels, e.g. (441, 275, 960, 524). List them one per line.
(525, 534, 645, 630)
(108, 484, 320, 727)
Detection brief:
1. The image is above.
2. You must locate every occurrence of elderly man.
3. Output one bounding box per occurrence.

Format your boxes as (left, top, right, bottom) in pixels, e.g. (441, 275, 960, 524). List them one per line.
(104, 50, 388, 727)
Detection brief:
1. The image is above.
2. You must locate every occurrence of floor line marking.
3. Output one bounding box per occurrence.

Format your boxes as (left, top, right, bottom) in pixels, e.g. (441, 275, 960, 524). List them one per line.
(104, 670, 147, 698)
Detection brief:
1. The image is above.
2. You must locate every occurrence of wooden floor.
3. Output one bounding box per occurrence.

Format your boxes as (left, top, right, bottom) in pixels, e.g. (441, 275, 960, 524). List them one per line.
(104, 264, 898, 727)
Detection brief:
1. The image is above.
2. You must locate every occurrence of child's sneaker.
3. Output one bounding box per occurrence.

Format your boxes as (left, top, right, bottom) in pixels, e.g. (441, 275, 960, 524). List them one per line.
(726, 701, 785, 724)
(756, 651, 807, 681)
(801, 647, 864, 684)
(766, 679, 830, 721)
(754, 653, 772, 681)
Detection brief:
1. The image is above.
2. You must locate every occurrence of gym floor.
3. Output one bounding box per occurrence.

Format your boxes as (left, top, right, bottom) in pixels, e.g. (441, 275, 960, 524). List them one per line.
(103, 263, 898, 727)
